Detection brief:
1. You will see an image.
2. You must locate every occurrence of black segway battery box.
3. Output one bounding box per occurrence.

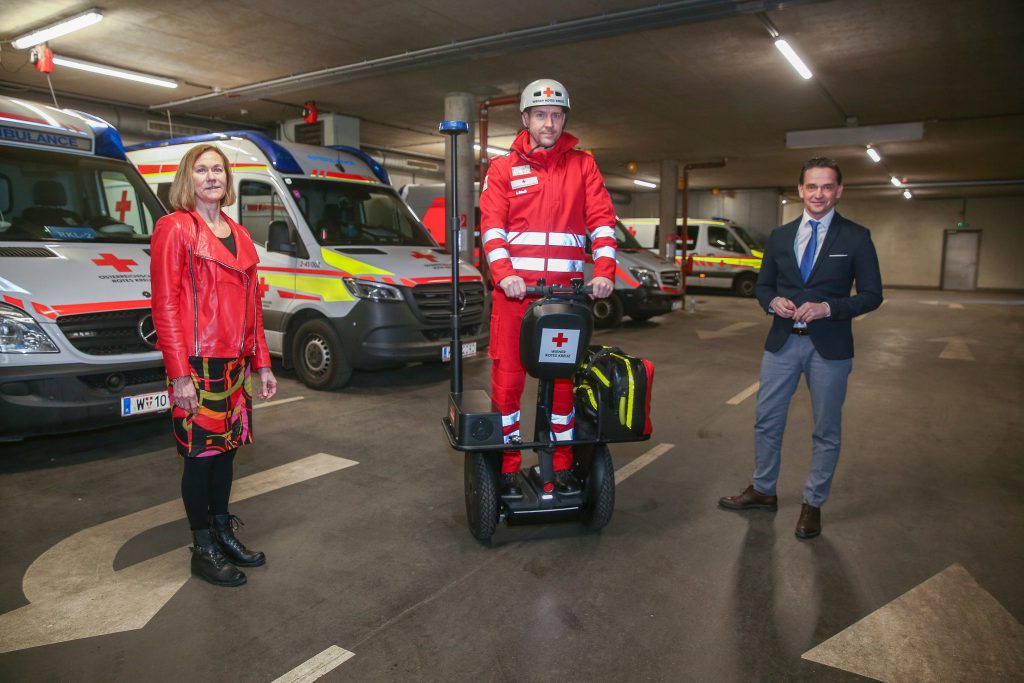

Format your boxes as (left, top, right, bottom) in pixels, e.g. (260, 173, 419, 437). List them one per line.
(519, 297, 593, 380)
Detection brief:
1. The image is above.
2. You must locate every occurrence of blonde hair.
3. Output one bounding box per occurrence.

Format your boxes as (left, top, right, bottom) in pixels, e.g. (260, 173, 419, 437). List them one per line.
(167, 144, 236, 211)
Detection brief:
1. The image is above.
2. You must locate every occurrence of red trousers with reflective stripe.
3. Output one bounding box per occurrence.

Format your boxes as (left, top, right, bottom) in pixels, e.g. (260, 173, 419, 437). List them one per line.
(490, 294, 574, 474)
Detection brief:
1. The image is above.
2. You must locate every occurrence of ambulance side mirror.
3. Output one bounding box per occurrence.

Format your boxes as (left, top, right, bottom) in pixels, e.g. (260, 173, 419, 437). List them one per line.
(268, 220, 307, 259)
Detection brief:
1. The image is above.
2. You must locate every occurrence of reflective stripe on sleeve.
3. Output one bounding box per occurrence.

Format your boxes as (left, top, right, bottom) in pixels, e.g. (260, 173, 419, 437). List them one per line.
(593, 246, 616, 261)
(487, 247, 511, 263)
(591, 225, 615, 240)
(482, 227, 508, 244)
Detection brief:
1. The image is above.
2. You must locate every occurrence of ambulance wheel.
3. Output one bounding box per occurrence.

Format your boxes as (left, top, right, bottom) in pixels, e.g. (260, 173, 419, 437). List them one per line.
(580, 443, 615, 531)
(733, 273, 757, 297)
(464, 452, 500, 543)
(592, 294, 623, 329)
(293, 319, 353, 390)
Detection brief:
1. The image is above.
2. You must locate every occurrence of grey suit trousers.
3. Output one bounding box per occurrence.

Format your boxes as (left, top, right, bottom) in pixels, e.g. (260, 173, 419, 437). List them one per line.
(752, 334, 852, 507)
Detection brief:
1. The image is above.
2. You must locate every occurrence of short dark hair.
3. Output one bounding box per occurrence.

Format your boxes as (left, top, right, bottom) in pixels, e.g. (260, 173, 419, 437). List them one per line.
(799, 157, 842, 186)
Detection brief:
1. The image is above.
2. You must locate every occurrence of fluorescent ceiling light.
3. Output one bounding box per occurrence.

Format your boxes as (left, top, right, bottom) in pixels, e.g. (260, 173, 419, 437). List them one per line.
(890, 175, 902, 187)
(473, 144, 507, 156)
(12, 9, 103, 50)
(774, 39, 812, 80)
(866, 146, 881, 163)
(903, 189, 913, 199)
(52, 55, 178, 88)
(633, 179, 657, 189)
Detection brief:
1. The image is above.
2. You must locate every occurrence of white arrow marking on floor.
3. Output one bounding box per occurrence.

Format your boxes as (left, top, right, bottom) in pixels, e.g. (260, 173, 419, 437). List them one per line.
(271, 645, 356, 683)
(928, 336, 977, 360)
(615, 443, 673, 483)
(802, 564, 1024, 681)
(726, 381, 759, 405)
(696, 321, 757, 340)
(254, 395, 306, 410)
(0, 453, 358, 654)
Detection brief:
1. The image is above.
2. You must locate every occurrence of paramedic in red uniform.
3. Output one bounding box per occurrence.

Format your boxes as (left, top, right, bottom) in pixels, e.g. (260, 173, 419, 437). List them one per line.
(479, 79, 618, 498)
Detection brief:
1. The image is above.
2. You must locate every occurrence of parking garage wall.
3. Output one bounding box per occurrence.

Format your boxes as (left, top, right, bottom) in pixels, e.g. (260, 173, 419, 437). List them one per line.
(782, 196, 1024, 291)
(626, 189, 781, 241)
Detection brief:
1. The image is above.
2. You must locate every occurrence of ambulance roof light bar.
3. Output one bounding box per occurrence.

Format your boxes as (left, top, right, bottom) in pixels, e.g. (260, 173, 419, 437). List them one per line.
(12, 9, 104, 50)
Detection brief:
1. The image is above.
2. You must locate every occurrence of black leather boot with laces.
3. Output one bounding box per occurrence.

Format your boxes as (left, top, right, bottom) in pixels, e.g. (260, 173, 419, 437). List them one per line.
(212, 514, 266, 567)
(191, 528, 246, 587)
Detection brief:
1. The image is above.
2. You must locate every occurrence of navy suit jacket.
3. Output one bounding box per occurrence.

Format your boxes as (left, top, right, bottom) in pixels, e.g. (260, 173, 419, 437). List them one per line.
(755, 212, 883, 360)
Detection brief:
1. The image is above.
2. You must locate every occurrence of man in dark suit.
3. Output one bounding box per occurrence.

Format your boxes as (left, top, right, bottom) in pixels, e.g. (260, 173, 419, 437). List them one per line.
(719, 157, 883, 539)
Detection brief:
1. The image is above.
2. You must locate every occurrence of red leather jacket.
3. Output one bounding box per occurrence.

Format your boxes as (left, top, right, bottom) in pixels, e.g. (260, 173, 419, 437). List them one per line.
(150, 210, 271, 379)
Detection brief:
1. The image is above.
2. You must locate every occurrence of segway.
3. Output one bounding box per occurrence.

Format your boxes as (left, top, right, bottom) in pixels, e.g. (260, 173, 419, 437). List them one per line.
(438, 120, 650, 544)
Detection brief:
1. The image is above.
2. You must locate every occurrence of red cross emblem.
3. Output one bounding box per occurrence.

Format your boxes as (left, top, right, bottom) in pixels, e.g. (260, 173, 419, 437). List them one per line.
(257, 276, 270, 298)
(115, 190, 132, 222)
(412, 251, 438, 263)
(543, 87, 554, 97)
(627, 226, 637, 236)
(92, 252, 138, 272)
(552, 332, 569, 347)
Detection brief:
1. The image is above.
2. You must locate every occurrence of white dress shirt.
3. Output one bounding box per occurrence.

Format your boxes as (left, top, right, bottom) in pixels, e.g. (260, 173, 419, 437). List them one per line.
(790, 208, 835, 328)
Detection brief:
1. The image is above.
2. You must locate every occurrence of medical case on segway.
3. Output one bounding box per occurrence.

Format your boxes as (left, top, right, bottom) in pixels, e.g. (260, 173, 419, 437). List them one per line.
(437, 120, 653, 544)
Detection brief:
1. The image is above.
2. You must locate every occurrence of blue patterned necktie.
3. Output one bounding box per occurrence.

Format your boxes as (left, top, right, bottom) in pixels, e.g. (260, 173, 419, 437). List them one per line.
(800, 219, 820, 283)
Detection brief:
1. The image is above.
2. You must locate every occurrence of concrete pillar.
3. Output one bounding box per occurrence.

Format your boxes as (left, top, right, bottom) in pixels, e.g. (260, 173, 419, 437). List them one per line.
(443, 92, 476, 263)
(659, 160, 678, 262)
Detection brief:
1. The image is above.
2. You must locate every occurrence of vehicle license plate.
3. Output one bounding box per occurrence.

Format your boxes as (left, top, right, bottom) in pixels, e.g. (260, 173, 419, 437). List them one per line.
(121, 390, 170, 417)
(442, 341, 477, 362)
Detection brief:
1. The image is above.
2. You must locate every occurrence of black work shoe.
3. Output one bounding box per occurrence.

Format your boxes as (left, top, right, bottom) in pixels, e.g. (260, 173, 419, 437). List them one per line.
(191, 529, 246, 587)
(501, 472, 523, 498)
(554, 469, 581, 495)
(212, 514, 266, 567)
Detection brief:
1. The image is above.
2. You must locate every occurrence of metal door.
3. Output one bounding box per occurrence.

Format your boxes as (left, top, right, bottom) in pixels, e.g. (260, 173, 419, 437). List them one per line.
(941, 229, 980, 291)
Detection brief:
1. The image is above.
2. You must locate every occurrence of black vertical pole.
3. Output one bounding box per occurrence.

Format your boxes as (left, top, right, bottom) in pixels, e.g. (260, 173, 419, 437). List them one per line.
(439, 120, 469, 395)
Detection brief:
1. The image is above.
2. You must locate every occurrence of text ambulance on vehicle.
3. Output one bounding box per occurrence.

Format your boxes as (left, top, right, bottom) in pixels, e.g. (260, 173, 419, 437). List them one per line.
(620, 217, 764, 297)
(127, 132, 488, 390)
(0, 96, 169, 441)
(401, 182, 681, 328)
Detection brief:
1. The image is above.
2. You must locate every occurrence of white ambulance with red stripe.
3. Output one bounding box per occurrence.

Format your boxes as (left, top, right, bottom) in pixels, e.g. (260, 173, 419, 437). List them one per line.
(127, 132, 488, 390)
(0, 96, 170, 442)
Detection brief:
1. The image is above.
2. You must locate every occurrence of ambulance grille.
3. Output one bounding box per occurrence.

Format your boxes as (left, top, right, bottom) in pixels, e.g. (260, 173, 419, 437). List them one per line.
(409, 282, 485, 325)
(0, 247, 58, 258)
(56, 310, 157, 355)
(660, 270, 681, 288)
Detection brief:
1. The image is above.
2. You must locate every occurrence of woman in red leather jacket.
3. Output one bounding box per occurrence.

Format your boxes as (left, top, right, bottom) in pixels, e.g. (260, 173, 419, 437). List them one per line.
(150, 143, 277, 588)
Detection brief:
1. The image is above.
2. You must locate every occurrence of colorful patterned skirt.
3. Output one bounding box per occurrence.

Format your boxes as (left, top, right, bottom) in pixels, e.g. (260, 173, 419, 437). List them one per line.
(170, 357, 254, 458)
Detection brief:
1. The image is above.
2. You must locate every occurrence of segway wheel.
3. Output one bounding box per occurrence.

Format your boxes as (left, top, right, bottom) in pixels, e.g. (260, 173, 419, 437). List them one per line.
(464, 452, 500, 543)
(580, 443, 615, 531)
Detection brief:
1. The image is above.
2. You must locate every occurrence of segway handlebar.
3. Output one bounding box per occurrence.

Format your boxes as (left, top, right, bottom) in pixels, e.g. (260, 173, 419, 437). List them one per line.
(524, 282, 593, 298)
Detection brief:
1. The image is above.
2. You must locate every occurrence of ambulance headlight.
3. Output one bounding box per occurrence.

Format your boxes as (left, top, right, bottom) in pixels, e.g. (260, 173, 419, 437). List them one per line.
(629, 267, 659, 288)
(343, 278, 403, 302)
(0, 304, 59, 353)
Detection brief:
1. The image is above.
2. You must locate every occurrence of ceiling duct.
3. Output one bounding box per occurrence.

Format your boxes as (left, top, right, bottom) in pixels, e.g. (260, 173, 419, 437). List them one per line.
(786, 122, 925, 148)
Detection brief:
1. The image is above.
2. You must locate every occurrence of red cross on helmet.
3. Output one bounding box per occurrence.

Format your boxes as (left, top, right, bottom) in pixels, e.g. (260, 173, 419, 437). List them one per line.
(520, 78, 570, 112)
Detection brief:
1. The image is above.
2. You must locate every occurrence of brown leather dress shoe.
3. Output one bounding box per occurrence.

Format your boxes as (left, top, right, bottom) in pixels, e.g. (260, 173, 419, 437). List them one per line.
(795, 503, 821, 539)
(718, 484, 778, 511)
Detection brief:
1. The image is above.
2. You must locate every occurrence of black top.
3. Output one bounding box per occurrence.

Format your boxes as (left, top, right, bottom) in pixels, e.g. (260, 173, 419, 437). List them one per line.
(219, 232, 237, 257)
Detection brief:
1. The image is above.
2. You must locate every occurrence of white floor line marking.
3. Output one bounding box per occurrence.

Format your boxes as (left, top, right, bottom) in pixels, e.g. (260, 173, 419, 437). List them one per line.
(270, 645, 355, 683)
(726, 381, 759, 405)
(254, 395, 306, 410)
(615, 443, 674, 483)
(929, 336, 977, 360)
(0, 453, 358, 655)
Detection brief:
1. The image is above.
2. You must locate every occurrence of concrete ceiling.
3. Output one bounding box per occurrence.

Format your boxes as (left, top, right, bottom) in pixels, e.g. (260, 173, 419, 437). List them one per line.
(2, 0, 1023, 200)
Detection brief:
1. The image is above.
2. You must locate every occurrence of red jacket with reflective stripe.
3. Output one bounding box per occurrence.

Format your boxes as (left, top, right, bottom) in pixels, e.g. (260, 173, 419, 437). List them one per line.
(150, 210, 271, 379)
(480, 129, 617, 287)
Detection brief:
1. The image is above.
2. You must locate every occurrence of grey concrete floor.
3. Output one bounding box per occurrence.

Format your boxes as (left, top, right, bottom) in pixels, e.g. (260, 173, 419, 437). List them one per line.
(0, 288, 1021, 682)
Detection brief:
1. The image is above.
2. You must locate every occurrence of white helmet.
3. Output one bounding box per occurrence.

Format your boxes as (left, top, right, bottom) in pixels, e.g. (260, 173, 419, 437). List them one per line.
(520, 79, 570, 112)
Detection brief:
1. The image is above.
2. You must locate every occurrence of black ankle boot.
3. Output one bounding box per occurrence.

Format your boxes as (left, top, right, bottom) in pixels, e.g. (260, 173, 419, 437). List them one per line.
(191, 529, 246, 587)
(212, 514, 266, 567)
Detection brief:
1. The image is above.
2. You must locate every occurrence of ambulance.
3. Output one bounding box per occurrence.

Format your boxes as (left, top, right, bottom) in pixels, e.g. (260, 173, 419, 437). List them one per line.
(401, 182, 682, 328)
(127, 132, 488, 390)
(620, 217, 764, 297)
(0, 96, 169, 442)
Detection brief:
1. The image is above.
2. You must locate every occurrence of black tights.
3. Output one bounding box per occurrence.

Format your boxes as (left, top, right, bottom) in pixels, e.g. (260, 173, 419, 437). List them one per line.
(181, 449, 236, 531)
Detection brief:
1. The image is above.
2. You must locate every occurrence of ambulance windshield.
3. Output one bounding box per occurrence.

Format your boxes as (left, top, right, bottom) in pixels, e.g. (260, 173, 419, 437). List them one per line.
(287, 179, 435, 247)
(0, 147, 163, 243)
(731, 224, 763, 251)
(614, 220, 644, 249)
